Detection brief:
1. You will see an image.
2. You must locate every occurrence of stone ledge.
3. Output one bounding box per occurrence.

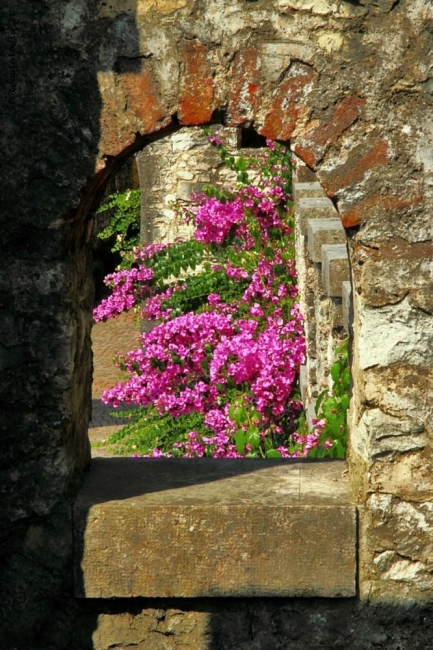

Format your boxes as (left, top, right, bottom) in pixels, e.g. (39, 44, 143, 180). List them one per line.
(322, 244, 350, 298)
(298, 197, 337, 235)
(74, 459, 357, 599)
(293, 181, 325, 200)
(307, 219, 346, 263)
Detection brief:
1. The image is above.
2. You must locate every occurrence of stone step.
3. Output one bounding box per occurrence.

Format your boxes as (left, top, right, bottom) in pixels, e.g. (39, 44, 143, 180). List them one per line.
(321, 244, 350, 298)
(307, 218, 346, 263)
(342, 281, 352, 334)
(298, 197, 337, 235)
(293, 181, 325, 200)
(74, 459, 356, 599)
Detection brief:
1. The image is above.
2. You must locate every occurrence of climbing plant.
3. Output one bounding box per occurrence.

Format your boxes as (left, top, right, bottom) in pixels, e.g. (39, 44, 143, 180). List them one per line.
(95, 133, 345, 458)
(96, 188, 141, 268)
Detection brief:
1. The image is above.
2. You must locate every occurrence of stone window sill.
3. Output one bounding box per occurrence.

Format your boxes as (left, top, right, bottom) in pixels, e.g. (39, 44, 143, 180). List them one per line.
(74, 459, 356, 599)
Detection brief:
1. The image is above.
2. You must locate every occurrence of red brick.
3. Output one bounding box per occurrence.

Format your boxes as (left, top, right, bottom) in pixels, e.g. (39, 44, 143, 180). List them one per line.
(260, 65, 318, 141)
(227, 47, 261, 124)
(99, 67, 168, 158)
(294, 96, 366, 167)
(321, 138, 389, 198)
(119, 68, 167, 131)
(178, 41, 214, 125)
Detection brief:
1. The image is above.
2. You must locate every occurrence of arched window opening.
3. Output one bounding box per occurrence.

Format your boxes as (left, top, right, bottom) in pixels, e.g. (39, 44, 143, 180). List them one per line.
(88, 126, 353, 461)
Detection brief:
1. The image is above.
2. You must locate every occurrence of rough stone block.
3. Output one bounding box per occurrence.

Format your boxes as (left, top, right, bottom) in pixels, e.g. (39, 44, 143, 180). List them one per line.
(261, 63, 318, 141)
(293, 181, 325, 201)
(358, 408, 426, 459)
(227, 46, 260, 124)
(298, 198, 337, 235)
(74, 459, 356, 599)
(307, 219, 346, 263)
(179, 41, 214, 125)
(171, 130, 208, 151)
(322, 244, 350, 297)
(358, 297, 433, 369)
(342, 281, 352, 334)
(177, 181, 208, 200)
(306, 402, 317, 431)
(294, 96, 365, 168)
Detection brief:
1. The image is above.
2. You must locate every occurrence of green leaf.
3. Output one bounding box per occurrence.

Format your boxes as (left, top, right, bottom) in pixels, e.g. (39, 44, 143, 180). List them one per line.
(330, 361, 342, 384)
(234, 429, 246, 455)
(314, 389, 328, 416)
(233, 406, 247, 424)
(266, 449, 282, 458)
(334, 440, 346, 459)
(341, 393, 351, 411)
(246, 426, 260, 448)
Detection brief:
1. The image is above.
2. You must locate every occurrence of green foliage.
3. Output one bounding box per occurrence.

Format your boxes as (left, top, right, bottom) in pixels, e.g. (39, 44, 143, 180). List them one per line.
(105, 406, 213, 456)
(144, 239, 207, 285)
(227, 398, 285, 459)
(97, 188, 141, 267)
(162, 267, 250, 317)
(310, 338, 351, 459)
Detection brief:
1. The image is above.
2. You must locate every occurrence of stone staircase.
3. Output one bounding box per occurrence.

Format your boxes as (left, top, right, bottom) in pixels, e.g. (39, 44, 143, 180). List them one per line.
(293, 166, 352, 428)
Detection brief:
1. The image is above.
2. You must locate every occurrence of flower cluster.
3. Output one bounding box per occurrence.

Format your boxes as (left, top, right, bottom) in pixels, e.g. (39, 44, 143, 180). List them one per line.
(93, 265, 154, 321)
(95, 137, 319, 458)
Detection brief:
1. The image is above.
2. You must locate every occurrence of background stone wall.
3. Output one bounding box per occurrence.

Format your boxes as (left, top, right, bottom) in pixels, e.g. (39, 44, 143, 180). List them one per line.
(137, 127, 238, 244)
(1, 0, 433, 646)
(137, 126, 266, 244)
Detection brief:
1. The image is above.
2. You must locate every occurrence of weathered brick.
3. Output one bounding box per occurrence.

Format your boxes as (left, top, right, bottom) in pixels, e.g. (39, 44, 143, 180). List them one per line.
(339, 191, 423, 229)
(98, 67, 168, 158)
(321, 138, 389, 198)
(260, 64, 318, 141)
(179, 41, 214, 125)
(227, 47, 261, 125)
(294, 96, 366, 167)
(119, 68, 167, 131)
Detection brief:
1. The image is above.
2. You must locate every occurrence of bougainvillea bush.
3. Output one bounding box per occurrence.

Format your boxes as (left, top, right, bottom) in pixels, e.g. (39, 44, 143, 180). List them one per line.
(94, 135, 335, 458)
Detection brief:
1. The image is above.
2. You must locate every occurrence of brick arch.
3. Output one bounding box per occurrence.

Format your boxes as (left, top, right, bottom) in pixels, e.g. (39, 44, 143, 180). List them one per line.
(94, 43, 404, 233)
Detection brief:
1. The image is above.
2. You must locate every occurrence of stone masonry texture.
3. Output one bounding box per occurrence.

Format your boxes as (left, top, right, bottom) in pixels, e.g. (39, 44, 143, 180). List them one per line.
(74, 459, 356, 599)
(1, 0, 433, 646)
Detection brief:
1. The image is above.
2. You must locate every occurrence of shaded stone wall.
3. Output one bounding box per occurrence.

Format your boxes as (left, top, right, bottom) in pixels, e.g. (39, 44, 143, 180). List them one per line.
(1, 0, 433, 646)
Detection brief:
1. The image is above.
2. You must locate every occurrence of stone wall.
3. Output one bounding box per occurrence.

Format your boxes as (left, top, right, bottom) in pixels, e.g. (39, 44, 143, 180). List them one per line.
(2, 0, 433, 646)
(137, 126, 266, 244)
